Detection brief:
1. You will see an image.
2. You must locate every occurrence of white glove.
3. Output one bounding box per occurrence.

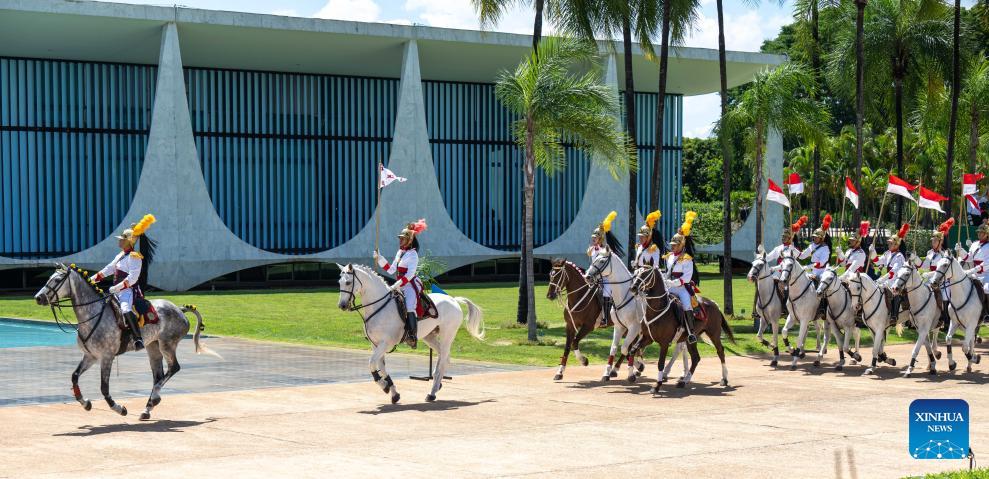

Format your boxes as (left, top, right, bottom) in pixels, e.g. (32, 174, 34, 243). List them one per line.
(956, 242, 967, 257)
(108, 282, 125, 294)
(664, 279, 679, 290)
(374, 250, 387, 268)
(965, 267, 980, 277)
(390, 281, 403, 291)
(836, 249, 846, 262)
(868, 244, 877, 258)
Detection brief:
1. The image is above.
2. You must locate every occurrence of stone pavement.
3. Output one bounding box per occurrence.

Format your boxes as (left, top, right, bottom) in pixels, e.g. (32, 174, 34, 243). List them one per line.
(1, 342, 987, 478)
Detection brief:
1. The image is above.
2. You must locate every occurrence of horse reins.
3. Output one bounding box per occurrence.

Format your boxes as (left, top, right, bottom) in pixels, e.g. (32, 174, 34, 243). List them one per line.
(41, 270, 112, 352)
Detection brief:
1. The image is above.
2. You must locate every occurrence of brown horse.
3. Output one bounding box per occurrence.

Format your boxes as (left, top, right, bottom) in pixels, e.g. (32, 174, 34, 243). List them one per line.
(546, 258, 644, 381)
(627, 266, 735, 392)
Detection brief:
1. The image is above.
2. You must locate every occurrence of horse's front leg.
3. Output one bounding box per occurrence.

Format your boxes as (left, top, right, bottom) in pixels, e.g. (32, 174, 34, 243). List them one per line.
(791, 307, 812, 370)
(829, 320, 845, 371)
(420, 332, 448, 401)
(963, 318, 982, 373)
(677, 343, 701, 388)
(555, 323, 575, 381)
(602, 323, 624, 381)
(70, 354, 96, 411)
(99, 357, 127, 416)
(945, 318, 959, 371)
(369, 342, 400, 404)
(653, 342, 669, 394)
(865, 322, 886, 375)
(781, 303, 795, 353)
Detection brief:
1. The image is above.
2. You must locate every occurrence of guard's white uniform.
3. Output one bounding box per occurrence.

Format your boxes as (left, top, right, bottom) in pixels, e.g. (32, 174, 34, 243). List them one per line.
(634, 243, 661, 269)
(918, 248, 949, 299)
(378, 248, 422, 313)
(766, 242, 801, 279)
(588, 245, 612, 297)
(664, 251, 695, 311)
(873, 249, 905, 286)
(961, 240, 989, 293)
(839, 247, 867, 280)
(799, 243, 831, 278)
(97, 250, 142, 314)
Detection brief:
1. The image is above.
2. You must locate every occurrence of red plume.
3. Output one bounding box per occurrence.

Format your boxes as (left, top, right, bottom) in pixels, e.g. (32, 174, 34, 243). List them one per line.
(410, 218, 428, 234)
(897, 223, 910, 239)
(859, 221, 870, 237)
(821, 213, 832, 232)
(791, 215, 809, 232)
(938, 218, 955, 235)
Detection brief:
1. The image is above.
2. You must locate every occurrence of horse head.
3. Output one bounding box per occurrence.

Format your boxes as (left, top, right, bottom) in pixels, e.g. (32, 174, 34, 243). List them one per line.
(931, 257, 955, 288)
(630, 266, 659, 295)
(336, 263, 360, 311)
(35, 263, 70, 307)
(547, 258, 568, 300)
(888, 263, 917, 296)
(747, 256, 766, 282)
(586, 252, 613, 282)
(816, 267, 838, 298)
(778, 254, 798, 285)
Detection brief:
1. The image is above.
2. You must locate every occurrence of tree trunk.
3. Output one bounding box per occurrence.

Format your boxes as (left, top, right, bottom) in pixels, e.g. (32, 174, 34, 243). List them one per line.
(894, 75, 904, 228)
(811, 0, 822, 226)
(650, 0, 672, 217)
(623, 18, 639, 256)
(853, 0, 867, 226)
(755, 122, 765, 249)
(716, 0, 734, 315)
(524, 115, 538, 341)
(970, 104, 980, 172)
(945, 0, 961, 219)
(517, 0, 545, 325)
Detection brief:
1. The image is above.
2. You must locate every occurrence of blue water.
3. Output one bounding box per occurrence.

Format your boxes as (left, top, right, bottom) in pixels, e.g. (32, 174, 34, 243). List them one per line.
(0, 319, 77, 348)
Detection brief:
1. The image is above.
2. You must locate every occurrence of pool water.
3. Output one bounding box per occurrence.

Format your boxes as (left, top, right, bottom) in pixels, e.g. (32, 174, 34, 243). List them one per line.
(0, 320, 78, 348)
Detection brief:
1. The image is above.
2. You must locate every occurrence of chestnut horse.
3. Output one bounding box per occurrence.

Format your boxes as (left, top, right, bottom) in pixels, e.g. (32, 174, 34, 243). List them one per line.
(627, 266, 735, 392)
(546, 258, 643, 381)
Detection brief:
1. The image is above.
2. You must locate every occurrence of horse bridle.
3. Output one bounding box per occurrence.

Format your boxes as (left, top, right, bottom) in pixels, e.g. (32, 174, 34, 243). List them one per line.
(819, 272, 850, 321)
(751, 260, 781, 312)
(936, 260, 979, 324)
(780, 257, 814, 304)
(890, 265, 935, 318)
(340, 268, 392, 323)
(586, 254, 635, 311)
(40, 269, 112, 351)
(549, 263, 595, 314)
(848, 274, 884, 327)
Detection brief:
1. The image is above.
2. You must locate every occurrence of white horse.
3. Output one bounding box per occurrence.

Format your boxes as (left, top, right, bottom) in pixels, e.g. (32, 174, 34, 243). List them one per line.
(931, 256, 984, 373)
(845, 272, 900, 374)
(748, 254, 786, 367)
(888, 262, 942, 377)
(777, 253, 827, 370)
(815, 267, 863, 371)
(336, 264, 485, 403)
(585, 252, 645, 382)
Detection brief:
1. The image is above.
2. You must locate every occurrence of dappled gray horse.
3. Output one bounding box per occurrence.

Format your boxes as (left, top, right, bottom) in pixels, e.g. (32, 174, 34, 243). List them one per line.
(35, 265, 217, 420)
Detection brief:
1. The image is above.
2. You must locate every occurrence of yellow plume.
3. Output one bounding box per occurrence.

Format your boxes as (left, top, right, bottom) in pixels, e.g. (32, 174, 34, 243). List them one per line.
(132, 214, 156, 237)
(601, 211, 617, 233)
(681, 211, 698, 237)
(645, 210, 661, 229)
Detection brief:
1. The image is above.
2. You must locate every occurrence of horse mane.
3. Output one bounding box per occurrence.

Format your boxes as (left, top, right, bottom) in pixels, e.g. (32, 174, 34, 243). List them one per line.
(564, 260, 585, 275)
(349, 263, 387, 284)
(64, 265, 106, 297)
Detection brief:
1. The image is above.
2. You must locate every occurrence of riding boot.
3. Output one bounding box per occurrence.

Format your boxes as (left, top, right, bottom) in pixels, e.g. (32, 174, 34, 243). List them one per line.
(599, 297, 613, 328)
(405, 312, 418, 349)
(817, 298, 828, 319)
(890, 296, 902, 327)
(124, 312, 144, 351)
(685, 309, 698, 344)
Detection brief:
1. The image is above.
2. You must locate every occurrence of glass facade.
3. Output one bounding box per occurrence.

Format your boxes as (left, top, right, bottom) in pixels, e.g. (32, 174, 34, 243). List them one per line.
(0, 57, 155, 258)
(184, 68, 399, 254)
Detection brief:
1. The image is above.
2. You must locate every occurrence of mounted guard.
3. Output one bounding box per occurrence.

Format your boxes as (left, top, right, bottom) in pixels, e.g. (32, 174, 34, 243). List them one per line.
(93, 214, 157, 351)
(585, 211, 624, 328)
(917, 218, 954, 325)
(837, 221, 870, 281)
(634, 210, 665, 269)
(374, 219, 428, 349)
(959, 223, 989, 294)
(799, 214, 833, 319)
(664, 211, 704, 344)
(765, 216, 805, 277)
(875, 223, 910, 322)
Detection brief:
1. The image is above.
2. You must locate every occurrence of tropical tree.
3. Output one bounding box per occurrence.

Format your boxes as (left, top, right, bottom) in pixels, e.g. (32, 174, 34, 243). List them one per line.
(714, 0, 734, 314)
(944, 0, 962, 218)
(722, 63, 830, 249)
(496, 37, 633, 341)
(961, 57, 989, 172)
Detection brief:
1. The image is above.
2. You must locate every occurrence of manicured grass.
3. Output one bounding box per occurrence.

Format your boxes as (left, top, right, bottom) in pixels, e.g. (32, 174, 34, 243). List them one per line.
(914, 468, 989, 479)
(2, 264, 980, 367)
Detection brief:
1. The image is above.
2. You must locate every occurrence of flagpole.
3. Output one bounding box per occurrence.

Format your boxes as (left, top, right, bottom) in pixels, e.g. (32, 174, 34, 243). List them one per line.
(875, 192, 888, 241)
(910, 181, 923, 253)
(375, 161, 382, 255)
(840, 173, 848, 239)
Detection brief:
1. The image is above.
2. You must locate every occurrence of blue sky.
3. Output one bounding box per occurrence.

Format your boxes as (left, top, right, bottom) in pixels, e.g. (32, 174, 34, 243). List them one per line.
(94, 0, 977, 138)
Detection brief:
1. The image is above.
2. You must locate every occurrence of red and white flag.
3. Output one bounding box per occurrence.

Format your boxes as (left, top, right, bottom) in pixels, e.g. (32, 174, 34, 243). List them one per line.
(886, 174, 917, 202)
(784, 172, 804, 194)
(966, 194, 982, 215)
(918, 186, 949, 213)
(844, 177, 859, 209)
(379, 164, 407, 188)
(767, 179, 791, 208)
(963, 173, 985, 196)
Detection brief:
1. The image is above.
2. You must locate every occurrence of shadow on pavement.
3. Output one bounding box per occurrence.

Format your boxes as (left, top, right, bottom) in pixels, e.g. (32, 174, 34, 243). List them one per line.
(54, 417, 218, 437)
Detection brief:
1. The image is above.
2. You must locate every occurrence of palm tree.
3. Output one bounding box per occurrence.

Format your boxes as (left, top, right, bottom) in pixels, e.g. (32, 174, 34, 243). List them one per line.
(945, 0, 962, 218)
(496, 37, 633, 341)
(854, 0, 867, 225)
(714, 0, 734, 315)
(722, 63, 830, 248)
(962, 57, 989, 172)
(650, 0, 698, 217)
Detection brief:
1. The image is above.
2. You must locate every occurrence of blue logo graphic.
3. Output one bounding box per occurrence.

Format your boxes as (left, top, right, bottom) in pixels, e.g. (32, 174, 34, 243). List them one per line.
(909, 399, 969, 459)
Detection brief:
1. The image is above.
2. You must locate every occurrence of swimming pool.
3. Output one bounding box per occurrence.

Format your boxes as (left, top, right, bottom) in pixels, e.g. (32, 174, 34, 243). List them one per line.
(0, 319, 78, 348)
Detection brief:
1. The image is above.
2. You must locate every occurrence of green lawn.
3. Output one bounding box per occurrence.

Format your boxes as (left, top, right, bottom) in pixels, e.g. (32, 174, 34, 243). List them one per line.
(913, 468, 989, 479)
(2, 264, 975, 367)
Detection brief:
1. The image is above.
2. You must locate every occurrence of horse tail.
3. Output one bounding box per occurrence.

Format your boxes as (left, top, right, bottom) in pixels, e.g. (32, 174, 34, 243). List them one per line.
(721, 315, 737, 345)
(453, 297, 485, 340)
(181, 304, 223, 360)
(895, 320, 905, 338)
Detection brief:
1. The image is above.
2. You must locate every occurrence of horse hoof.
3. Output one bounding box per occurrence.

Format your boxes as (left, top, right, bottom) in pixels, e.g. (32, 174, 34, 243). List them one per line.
(949, 362, 958, 371)
(391, 394, 401, 405)
(853, 352, 863, 362)
(929, 369, 937, 376)
(553, 374, 563, 381)
(790, 365, 797, 371)
(636, 363, 645, 374)
(864, 368, 874, 375)
(799, 351, 807, 359)
(609, 370, 618, 378)
(118, 406, 128, 417)
(835, 365, 843, 372)
(627, 375, 637, 384)
(675, 381, 686, 388)
(967, 366, 973, 373)
(580, 356, 589, 367)
(425, 394, 436, 402)
(813, 360, 820, 368)
(769, 360, 778, 368)
(651, 385, 661, 394)
(82, 400, 92, 411)
(601, 375, 611, 382)
(974, 355, 982, 365)
(720, 379, 729, 387)
(140, 412, 151, 421)
(935, 351, 943, 360)
(886, 358, 897, 367)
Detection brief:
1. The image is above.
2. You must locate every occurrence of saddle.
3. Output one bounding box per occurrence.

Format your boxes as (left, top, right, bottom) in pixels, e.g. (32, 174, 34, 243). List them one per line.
(392, 290, 439, 320)
(970, 278, 989, 322)
(882, 288, 911, 323)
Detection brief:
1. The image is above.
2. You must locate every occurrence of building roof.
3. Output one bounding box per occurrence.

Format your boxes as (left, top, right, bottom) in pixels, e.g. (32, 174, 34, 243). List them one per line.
(0, 0, 784, 95)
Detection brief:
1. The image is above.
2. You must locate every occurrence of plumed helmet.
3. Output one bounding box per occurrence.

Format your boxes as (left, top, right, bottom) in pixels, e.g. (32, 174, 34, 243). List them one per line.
(116, 214, 156, 248)
(812, 214, 832, 240)
(593, 211, 617, 242)
(670, 211, 698, 247)
(978, 223, 989, 236)
(932, 218, 955, 242)
(850, 221, 870, 244)
(888, 223, 909, 248)
(784, 215, 808, 242)
(398, 218, 427, 241)
(639, 210, 661, 238)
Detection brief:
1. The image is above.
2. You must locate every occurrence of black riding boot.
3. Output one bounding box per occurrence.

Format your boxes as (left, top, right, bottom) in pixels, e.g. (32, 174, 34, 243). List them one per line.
(600, 297, 614, 328)
(405, 312, 418, 349)
(685, 309, 699, 344)
(817, 298, 828, 319)
(890, 296, 902, 327)
(124, 312, 144, 351)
